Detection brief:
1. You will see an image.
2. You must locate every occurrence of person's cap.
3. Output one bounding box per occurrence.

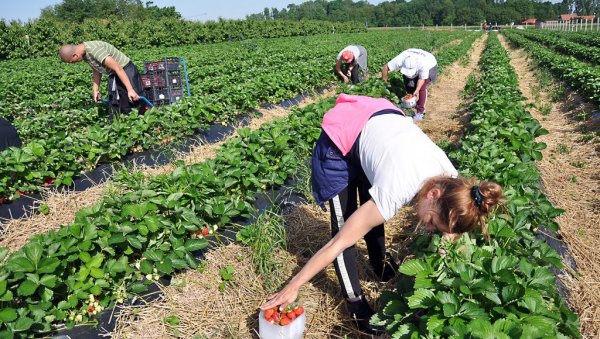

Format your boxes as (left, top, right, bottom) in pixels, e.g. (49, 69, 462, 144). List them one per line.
(341, 50, 354, 63)
(400, 56, 419, 78)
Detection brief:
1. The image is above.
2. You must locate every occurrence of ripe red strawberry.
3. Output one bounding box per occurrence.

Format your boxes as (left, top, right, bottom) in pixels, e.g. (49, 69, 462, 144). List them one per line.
(202, 227, 209, 235)
(279, 316, 291, 326)
(271, 312, 280, 323)
(88, 305, 95, 313)
(294, 306, 304, 316)
(287, 311, 296, 320)
(265, 308, 274, 320)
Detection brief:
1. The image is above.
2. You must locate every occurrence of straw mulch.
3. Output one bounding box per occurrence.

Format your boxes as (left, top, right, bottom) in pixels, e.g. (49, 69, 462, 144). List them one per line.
(0, 184, 107, 254)
(113, 38, 487, 338)
(113, 203, 422, 339)
(500, 35, 600, 338)
(0, 88, 337, 254)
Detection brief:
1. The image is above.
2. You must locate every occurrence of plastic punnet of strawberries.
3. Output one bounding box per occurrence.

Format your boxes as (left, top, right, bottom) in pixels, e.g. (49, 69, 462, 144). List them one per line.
(264, 303, 304, 326)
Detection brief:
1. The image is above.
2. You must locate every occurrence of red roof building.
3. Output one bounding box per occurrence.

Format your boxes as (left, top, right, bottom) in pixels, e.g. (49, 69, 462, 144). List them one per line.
(577, 15, 596, 21)
(560, 14, 577, 21)
(560, 13, 596, 21)
(521, 18, 537, 24)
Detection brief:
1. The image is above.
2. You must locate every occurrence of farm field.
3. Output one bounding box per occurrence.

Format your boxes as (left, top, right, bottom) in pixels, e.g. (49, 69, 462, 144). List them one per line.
(0, 30, 468, 202)
(0, 27, 598, 338)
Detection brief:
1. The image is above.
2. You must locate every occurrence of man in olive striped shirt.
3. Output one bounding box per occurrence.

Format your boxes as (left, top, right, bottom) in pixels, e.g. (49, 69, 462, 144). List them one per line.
(59, 41, 142, 114)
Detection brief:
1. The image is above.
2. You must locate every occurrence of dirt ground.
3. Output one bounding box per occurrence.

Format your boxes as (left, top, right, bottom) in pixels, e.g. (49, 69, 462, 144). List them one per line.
(0, 88, 337, 254)
(113, 35, 488, 338)
(499, 35, 600, 338)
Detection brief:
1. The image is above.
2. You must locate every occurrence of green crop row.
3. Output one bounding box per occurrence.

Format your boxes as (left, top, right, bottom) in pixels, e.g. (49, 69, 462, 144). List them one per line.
(503, 30, 600, 104)
(0, 32, 477, 337)
(542, 30, 600, 49)
(374, 33, 580, 338)
(0, 30, 470, 201)
(515, 29, 600, 65)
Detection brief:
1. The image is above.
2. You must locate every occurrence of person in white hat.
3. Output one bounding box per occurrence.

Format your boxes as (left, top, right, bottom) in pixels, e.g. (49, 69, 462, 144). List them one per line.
(335, 45, 368, 84)
(381, 48, 437, 121)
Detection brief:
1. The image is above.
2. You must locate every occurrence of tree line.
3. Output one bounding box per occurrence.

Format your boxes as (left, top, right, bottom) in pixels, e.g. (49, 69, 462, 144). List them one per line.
(247, 0, 595, 26)
(0, 0, 366, 60)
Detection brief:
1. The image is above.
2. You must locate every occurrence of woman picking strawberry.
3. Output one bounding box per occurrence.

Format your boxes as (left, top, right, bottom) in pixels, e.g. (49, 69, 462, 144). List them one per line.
(260, 94, 503, 335)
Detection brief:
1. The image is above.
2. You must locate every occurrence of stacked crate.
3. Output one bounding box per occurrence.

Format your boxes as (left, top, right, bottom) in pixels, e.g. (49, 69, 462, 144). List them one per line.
(141, 58, 185, 107)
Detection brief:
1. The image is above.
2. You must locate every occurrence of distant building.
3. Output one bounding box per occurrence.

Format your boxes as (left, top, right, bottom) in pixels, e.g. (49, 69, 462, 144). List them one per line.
(560, 14, 577, 21)
(521, 18, 537, 25)
(520, 18, 545, 28)
(559, 13, 596, 22)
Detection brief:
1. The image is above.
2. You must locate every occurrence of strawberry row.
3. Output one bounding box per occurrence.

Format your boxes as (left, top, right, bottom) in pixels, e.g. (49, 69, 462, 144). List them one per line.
(503, 30, 600, 104)
(374, 33, 580, 338)
(0, 32, 479, 337)
(0, 30, 468, 202)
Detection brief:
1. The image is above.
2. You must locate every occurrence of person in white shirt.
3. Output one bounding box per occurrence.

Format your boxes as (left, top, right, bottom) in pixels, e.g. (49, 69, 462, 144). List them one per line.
(260, 94, 503, 335)
(382, 48, 438, 120)
(335, 45, 368, 84)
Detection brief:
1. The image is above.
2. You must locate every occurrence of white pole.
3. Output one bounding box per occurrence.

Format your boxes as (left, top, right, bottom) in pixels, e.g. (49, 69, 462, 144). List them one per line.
(451, 23, 453, 31)
(422, 24, 424, 30)
(464, 23, 466, 31)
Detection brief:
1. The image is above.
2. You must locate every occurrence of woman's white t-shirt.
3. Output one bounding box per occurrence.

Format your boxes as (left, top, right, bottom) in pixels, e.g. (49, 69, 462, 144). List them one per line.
(359, 114, 458, 221)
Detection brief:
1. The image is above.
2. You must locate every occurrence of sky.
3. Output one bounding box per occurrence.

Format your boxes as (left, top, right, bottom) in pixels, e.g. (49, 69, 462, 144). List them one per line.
(1, 0, 389, 23)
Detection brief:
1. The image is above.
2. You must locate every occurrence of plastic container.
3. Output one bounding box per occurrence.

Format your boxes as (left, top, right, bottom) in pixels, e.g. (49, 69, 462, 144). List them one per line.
(258, 310, 306, 339)
(401, 94, 417, 109)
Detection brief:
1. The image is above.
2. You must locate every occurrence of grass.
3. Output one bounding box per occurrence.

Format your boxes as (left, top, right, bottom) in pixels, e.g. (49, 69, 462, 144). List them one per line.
(570, 161, 586, 168)
(556, 143, 570, 154)
(539, 102, 552, 116)
(550, 83, 566, 102)
(574, 109, 590, 121)
(462, 73, 478, 99)
(235, 208, 288, 292)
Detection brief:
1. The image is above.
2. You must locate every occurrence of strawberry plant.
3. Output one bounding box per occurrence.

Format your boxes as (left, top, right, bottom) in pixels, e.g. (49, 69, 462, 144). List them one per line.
(0, 30, 472, 201)
(0, 29, 482, 337)
(504, 30, 600, 104)
(373, 33, 580, 338)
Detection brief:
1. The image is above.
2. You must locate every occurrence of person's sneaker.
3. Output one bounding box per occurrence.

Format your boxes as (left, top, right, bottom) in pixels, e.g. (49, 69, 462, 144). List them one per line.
(375, 252, 399, 282)
(413, 112, 425, 121)
(346, 296, 386, 335)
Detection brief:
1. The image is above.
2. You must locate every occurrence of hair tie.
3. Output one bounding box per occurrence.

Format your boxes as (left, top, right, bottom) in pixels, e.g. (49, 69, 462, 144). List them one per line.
(471, 185, 483, 207)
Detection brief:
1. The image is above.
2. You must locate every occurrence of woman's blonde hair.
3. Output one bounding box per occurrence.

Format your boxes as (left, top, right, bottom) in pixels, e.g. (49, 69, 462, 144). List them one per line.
(416, 176, 504, 236)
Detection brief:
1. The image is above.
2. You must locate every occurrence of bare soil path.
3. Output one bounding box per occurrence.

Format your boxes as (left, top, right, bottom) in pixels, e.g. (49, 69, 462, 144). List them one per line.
(114, 35, 489, 339)
(499, 34, 600, 338)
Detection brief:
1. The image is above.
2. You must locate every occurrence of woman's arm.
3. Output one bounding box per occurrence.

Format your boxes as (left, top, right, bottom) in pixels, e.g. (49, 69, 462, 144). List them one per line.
(381, 64, 390, 81)
(335, 60, 349, 83)
(260, 199, 385, 311)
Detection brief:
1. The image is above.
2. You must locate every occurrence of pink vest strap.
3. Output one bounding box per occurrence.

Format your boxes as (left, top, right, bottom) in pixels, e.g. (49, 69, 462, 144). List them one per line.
(322, 94, 400, 155)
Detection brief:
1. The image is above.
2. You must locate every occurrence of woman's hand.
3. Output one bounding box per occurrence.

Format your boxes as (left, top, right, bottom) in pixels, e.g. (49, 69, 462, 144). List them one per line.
(260, 283, 299, 311)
